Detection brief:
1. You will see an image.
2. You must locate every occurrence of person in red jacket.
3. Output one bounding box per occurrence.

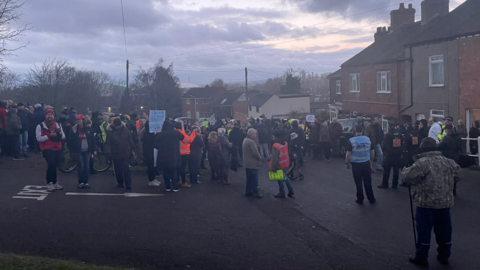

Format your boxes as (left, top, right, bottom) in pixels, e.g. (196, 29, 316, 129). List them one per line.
(270, 129, 294, 198)
(175, 120, 195, 188)
(36, 109, 66, 191)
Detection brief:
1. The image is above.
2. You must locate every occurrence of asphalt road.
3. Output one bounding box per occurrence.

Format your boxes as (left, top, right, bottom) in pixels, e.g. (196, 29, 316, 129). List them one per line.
(0, 154, 479, 270)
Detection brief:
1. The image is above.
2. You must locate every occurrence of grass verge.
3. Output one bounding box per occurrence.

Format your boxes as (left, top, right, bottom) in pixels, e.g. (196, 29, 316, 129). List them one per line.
(0, 253, 134, 270)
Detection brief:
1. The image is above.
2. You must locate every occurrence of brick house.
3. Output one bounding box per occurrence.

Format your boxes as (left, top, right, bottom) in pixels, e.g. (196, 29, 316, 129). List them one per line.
(459, 34, 480, 126)
(181, 87, 228, 119)
(329, 0, 480, 127)
(212, 92, 248, 120)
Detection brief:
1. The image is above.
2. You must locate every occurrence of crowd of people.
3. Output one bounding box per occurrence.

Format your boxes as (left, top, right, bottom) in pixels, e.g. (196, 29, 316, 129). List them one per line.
(1, 99, 479, 267)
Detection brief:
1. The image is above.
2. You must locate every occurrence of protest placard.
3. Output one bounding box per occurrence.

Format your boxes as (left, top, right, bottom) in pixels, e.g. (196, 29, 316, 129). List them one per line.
(149, 110, 166, 133)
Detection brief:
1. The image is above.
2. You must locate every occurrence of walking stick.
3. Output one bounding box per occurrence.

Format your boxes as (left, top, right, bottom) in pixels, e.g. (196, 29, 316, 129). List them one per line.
(408, 185, 417, 247)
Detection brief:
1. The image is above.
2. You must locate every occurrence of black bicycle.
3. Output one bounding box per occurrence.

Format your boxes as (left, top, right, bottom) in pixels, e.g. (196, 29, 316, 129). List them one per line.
(58, 135, 111, 173)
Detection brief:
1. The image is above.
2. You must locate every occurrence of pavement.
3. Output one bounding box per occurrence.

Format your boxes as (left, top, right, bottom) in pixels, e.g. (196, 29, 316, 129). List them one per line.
(0, 153, 479, 270)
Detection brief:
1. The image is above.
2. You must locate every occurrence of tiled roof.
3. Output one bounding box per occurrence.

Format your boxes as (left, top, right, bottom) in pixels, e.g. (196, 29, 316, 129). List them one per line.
(182, 87, 227, 98)
(249, 93, 274, 107)
(342, 0, 480, 67)
(215, 92, 244, 106)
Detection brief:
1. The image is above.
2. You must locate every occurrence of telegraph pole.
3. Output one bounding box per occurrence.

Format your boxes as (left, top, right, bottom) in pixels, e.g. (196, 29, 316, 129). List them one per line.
(245, 67, 249, 119)
(126, 60, 129, 92)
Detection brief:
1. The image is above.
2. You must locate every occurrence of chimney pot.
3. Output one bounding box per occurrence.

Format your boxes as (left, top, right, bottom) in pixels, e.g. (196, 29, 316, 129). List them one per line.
(390, 2, 416, 31)
(408, 3, 413, 9)
(421, 0, 449, 23)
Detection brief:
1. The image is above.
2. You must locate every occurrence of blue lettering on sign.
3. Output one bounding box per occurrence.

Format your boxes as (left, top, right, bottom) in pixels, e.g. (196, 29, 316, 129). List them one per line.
(149, 110, 166, 133)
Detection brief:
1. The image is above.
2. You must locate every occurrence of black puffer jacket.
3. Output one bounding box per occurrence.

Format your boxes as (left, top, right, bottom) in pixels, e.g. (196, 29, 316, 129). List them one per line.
(155, 121, 185, 170)
(69, 125, 96, 153)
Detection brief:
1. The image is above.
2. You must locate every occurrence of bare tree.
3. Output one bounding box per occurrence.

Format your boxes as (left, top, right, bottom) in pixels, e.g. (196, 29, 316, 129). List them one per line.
(210, 78, 225, 88)
(0, 68, 20, 90)
(22, 59, 112, 111)
(134, 59, 182, 118)
(0, 0, 30, 68)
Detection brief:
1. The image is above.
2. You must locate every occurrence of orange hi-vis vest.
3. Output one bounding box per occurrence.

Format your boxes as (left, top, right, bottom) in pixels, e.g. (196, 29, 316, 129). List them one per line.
(269, 142, 290, 169)
(178, 129, 195, 155)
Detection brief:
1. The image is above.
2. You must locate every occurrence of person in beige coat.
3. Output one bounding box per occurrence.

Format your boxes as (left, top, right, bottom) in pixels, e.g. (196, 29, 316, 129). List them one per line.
(242, 128, 263, 198)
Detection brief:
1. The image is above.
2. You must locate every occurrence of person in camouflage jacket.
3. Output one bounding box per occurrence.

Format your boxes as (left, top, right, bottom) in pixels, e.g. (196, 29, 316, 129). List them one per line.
(402, 137, 461, 267)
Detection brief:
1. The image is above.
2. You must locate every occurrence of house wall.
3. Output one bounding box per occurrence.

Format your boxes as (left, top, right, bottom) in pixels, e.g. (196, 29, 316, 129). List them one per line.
(458, 35, 480, 124)
(405, 40, 459, 121)
(182, 99, 212, 119)
(232, 99, 248, 120)
(341, 62, 401, 117)
(249, 96, 310, 118)
(329, 76, 342, 104)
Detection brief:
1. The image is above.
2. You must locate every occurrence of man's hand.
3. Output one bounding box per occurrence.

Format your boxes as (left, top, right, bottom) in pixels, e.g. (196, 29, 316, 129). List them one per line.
(50, 132, 57, 137)
(93, 151, 97, 156)
(345, 163, 351, 170)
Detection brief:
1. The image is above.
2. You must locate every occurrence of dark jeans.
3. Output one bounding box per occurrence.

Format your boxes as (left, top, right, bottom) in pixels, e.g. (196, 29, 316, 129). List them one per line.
(351, 161, 376, 202)
(113, 158, 132, 188)
(77, 152, 91, 184)
(145, 153, 156, 182)
(303, 139, 311, 156)
(163, 168, 179, 190)
(331, 139, 340, 156)
(0, 130, 8, 156)
(278, 170, 294, 195)
(245, 168, 259, 195)
(382, 156, 401, 187)
(319, 141, 331, 160)
(415, 207, 452, 261)
(188, 153, 201, 184)
(178, 154, 189, 184)
(9, 135, 21, 158)
(42, 150, 61, 184)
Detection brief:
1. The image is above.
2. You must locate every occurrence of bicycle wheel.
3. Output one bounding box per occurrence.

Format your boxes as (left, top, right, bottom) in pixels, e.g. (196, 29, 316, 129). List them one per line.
(58, 150, 78, 173)
(93, 152, 111, 172)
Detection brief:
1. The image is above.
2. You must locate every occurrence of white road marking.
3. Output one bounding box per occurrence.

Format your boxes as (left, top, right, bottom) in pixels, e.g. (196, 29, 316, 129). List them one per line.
(13, 186, 51, 201)
(66, 192, 164, 197)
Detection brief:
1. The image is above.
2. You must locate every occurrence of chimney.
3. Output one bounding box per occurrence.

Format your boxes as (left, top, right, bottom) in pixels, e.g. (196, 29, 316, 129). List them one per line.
(421, 0, 449, 23)
(374, 26, 388, 42)
(390, 3, 416, 31)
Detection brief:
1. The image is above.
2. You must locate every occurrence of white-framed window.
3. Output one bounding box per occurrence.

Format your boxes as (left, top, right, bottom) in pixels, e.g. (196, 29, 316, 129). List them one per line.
(381, 116, 389, 133)
(376, 71, 391, 93)
(203, 99, 208, 104)
(187, 111, 191, 118)
(195, 99, 199, 105)
(186, 99, 191, 105)
(349, 73, 360, 92)
(249, 105, 252, 111)
(429, 55, 444, 86)
(256, 106, 260, 113)
(430, 109, 444, 122)
(336, 80, 341, 94)
(196, 111, 199, 119)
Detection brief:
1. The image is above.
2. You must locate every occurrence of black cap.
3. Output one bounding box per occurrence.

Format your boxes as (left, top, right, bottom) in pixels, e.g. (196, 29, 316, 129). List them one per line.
(17, 102, 24, 107)
(355, 126, 363, 133)
(113, 118, 122, 127)
(420, 137, 437, 151)
(445, 124, 453, 130)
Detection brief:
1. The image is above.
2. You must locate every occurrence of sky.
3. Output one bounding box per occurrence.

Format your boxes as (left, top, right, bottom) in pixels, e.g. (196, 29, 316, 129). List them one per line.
(4, 0, 466, 86)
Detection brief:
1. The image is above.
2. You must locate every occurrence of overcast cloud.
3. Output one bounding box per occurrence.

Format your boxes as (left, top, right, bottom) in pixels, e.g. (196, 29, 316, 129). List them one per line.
(4, 0, 466, 85)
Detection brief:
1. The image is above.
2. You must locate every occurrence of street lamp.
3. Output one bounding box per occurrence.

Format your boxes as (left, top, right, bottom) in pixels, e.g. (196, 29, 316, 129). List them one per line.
(187, 95, 197, 119)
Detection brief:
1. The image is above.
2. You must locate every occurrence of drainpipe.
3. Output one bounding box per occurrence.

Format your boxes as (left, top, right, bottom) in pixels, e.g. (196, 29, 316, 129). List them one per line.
(398, 46, 414, 118)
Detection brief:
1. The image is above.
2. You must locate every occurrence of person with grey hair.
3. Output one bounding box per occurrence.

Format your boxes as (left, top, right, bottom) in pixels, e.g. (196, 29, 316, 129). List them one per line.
(242, 128, 263, 198)
(216, 128, 232, 185)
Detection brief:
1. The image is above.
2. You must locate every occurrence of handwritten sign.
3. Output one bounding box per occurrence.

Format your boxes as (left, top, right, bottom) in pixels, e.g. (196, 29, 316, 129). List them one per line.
(209, 114, 216, 125)
(149, 110, 166, 133)
(306, 115, 315, 123)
